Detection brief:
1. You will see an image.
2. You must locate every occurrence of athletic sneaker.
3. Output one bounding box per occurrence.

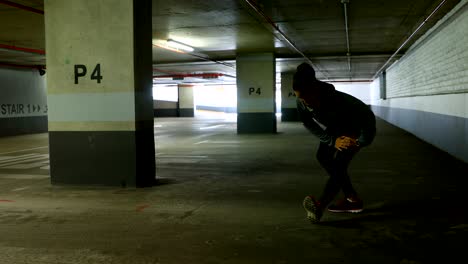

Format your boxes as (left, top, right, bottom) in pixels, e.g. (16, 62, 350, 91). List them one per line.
(327, 197, 363, 213)
(303, 196, 323, 223)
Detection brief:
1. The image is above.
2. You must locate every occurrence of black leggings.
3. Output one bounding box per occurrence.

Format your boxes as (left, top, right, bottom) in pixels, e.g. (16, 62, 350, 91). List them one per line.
(316, 142, 358, 207)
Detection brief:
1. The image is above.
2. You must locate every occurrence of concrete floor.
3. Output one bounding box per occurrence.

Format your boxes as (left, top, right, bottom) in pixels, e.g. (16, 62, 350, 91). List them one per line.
(0, 113, 467, 264)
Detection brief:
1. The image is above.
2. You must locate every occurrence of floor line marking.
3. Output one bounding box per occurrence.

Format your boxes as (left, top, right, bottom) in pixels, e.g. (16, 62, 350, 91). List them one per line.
(0, 155, 49, 168)
(157, 155, 208, 158)
(0, 146, 48, 155)
(194, 140, 239, 145)
(199, 125, 225, 130)
(0, 154, 46, 165)
(4, 161, 49, 169)
(0, 154, 38, 163)
(12, 186, 30, 192)
(0, 174, 50, 179)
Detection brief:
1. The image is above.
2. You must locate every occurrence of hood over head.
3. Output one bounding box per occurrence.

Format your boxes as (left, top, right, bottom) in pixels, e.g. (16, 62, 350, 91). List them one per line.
(293, 63, 335, 104)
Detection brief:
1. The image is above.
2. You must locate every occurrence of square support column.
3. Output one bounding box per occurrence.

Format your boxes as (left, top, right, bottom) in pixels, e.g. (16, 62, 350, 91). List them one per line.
(236, 53, 276, 133)
(45, 0, 155, 187)
(178, 84, 194, 117)
(280, 72, 299, 121)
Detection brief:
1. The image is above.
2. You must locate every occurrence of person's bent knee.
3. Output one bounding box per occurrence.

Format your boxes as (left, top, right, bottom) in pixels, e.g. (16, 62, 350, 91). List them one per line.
(316, 149, 333, 168)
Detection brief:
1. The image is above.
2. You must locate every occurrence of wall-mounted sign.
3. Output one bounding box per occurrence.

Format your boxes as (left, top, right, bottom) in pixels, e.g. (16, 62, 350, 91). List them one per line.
(0, 103, 48, 116)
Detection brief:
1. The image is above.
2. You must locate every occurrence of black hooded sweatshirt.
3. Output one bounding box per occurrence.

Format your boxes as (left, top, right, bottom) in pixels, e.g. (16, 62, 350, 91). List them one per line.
(296, 80, 376, 148)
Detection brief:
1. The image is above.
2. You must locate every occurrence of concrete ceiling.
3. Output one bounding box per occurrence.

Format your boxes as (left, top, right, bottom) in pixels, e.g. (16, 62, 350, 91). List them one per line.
(0, 0, 462, 84)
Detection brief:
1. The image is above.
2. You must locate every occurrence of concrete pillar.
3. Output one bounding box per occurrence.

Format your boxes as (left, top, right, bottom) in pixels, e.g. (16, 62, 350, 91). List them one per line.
(280, 72, 299, 121)
(236, 53, 276, 133)
(153, 100, 178, 117)
(44, 0, 155, 187)
(178, 84, 194, 117)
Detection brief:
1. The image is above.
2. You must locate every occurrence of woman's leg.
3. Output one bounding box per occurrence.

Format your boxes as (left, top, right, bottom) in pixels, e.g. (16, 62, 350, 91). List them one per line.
(317, 143, 357, 207)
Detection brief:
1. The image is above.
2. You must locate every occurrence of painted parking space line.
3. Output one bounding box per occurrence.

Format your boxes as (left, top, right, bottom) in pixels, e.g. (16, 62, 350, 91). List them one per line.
(0, 154, 49, 168)
(199, 125, 225, 130)
(0, 154, 38, 162)
(194, 140, 239, 144)
(12, 186, 31, 192)
(157, 155, 208, 158)
(3, 160, 49, 169)
(0, 174, 49, 179)
(0, 146, 48, 155)
(0, 153, 49, 171)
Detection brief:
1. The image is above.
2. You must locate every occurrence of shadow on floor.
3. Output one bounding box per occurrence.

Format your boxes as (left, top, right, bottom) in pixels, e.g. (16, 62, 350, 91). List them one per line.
(319, 198, 468, 263)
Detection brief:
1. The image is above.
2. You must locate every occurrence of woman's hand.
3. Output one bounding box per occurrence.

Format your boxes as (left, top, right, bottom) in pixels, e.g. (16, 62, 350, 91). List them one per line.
(334, 136, 359, 151)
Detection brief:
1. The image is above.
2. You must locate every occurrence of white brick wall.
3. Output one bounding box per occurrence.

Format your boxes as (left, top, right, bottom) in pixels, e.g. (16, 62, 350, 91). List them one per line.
(386, 1, 468, 98)
(370, 1, 468, 163)
(372, 93, 468, 119)
(332, 83, 371, 104)
(370, 77, 381, 101)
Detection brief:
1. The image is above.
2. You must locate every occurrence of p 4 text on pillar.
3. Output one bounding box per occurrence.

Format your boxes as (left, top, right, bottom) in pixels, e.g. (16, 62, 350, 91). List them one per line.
(248, 87, 261, 95)
(74, 64, 103, 84)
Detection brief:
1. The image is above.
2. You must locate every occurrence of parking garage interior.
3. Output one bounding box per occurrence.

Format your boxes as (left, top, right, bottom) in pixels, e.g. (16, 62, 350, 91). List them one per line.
(0, 0, 467, 263)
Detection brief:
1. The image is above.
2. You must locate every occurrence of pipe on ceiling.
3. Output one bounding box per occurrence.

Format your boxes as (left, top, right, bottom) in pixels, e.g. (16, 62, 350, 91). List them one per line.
(373, 0, 447, 79)
(0, 62, 42, 69)
(153, 68, 236, 79)
(153, 68, 181, 75)
(0, 0, 44, 15)
(331, 80, 372, 83)
(242, 0, 330, 80)
(152, 44, 235, 70)
(0, 43, 45, 55)
(0, 63, 46, 75)
(189, 53, 235, 69)
(341, 0, 351, 74)
(153, 73, 228, 79)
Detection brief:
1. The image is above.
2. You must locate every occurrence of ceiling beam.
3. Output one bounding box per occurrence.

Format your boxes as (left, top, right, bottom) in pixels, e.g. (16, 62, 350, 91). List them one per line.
(0, 0, 44, 15)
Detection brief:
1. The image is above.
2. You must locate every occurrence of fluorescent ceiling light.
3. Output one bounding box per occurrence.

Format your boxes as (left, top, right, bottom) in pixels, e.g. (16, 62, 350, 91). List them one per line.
(166, 39, 194, 52)
(153, 43, 185, 54)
